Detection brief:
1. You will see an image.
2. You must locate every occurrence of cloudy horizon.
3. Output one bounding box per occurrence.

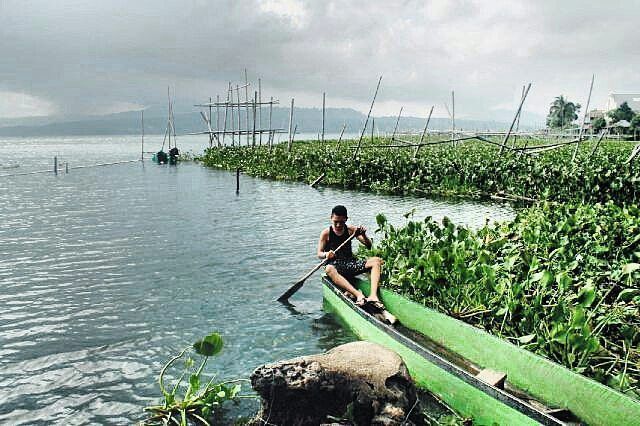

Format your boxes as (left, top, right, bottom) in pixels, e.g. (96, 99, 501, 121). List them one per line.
(1, 0, 638, 124)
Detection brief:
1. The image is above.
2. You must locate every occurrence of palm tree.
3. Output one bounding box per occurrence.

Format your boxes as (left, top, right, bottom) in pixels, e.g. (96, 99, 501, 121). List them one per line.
(547, 95, 581, 130)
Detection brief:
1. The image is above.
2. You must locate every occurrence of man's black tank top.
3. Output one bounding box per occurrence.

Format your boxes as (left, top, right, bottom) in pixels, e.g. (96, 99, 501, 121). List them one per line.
(326, 226, 353, 259)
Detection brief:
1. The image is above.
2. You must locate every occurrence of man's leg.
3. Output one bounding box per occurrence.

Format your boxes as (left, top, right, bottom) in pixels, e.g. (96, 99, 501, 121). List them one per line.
(364, 257, 384, 302)
(325, 265, 365, 304)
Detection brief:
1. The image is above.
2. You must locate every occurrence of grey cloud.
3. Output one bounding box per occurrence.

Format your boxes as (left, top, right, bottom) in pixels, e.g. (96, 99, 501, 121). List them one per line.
(0, 0, 638, 120)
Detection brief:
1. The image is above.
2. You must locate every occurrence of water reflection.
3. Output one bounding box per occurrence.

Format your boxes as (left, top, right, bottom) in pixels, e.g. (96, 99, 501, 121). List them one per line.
(0, 136, 514, 424)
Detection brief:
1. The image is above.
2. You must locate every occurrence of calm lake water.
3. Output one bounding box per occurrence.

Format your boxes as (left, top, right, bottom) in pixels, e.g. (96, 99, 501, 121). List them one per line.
(0, 135, 515, 425)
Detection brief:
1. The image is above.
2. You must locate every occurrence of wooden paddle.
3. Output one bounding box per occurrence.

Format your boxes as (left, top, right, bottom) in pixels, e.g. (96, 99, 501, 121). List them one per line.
(277, 230, 358, 303)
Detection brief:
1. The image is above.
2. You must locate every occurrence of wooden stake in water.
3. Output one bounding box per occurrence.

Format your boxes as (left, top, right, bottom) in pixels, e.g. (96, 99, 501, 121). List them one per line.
(269, 96, 274, 150)
(54, 156, 57, 175)
(141, 110, 144, 161)
(258, 78, 263, 146)
(228, 82, 234, 146)
(244, 69, 250, 145)
(288, 98, 295, 152)
(222, 89, 229, 146)
(451, 90, 455, 146)
(208, 97, 214, 148)
(353, 75, 383, 160)
(236, 85, 242, 146)
(252, 91, 257, 147)
(391, 107, 403, 141)
(572, 74, 595, 162)
(338, 123, 346, 144)
(236, 168, 240, 194)
(371, 117, 375, 144)
(414, 105, 434, 159)
(322, 92, 326, 143)
(216, 95, 220, 133)
(513, 85, 525, 148)
(500, 83, 531, 154)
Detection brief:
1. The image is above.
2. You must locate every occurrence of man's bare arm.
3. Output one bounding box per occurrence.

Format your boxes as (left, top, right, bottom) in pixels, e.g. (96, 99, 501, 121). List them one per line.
(317, 229, 329, 259)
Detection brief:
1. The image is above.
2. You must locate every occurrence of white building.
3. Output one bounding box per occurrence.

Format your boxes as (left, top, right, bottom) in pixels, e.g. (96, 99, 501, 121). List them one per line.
(606, 93, 640, 112)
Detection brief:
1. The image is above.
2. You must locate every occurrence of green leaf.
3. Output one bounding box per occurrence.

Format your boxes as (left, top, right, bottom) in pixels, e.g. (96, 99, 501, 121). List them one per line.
(618, 288, 640, 302)
(621, 263, 640, 275)
(518, 334, 536, 344)
(531, 270, 552, 286)
(577, 284, 596, 307)
(193, 332, 224, 357)
(555, 272, 572, 291)
(189, 374, 200, 393)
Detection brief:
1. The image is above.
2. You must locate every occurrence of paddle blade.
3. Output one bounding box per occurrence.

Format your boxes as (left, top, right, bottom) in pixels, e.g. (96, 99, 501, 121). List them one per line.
(276, 280, 304, 303)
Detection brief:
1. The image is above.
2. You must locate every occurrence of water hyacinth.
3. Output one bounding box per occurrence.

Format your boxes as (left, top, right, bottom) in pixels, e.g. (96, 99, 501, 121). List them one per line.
(362, 202, 639, 398)
(201, 138, 640, 204)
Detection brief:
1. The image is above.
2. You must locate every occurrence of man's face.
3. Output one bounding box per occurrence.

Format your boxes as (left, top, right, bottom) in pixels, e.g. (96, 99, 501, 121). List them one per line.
(331, 214, 347, 232)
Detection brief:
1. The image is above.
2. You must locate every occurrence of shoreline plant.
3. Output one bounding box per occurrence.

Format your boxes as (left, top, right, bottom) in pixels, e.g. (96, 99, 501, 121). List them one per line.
(142, 332, 244, 425)
(200, 139, 640, 204)
(362, 203, 639, 399)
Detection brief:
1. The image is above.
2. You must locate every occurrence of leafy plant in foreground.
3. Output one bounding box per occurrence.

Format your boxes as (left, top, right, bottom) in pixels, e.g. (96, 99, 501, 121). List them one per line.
(142, 332, 242, 425)
(362, 203, 639, 399)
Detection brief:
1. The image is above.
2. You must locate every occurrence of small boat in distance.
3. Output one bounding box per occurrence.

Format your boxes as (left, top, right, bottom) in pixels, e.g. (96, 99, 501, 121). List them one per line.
(153, 88, 179, 165)
(322, 276, 640, 425)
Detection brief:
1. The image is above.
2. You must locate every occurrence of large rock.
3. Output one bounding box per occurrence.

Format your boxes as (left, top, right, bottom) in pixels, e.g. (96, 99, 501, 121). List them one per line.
(249, 341, 422, 425)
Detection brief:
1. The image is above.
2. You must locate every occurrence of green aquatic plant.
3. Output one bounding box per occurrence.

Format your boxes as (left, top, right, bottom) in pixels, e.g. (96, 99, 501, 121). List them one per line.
(201, 138, 640, 204)
(363, 203, 639, 398)
(142, 332, 243, 425)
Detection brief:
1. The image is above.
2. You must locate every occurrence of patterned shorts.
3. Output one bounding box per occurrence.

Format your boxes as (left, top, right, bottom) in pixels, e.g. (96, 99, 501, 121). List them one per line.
(327, 258, 369, 277)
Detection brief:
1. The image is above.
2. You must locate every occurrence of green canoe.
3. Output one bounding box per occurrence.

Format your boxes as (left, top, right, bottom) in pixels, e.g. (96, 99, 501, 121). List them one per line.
(322, 276, 640, 426)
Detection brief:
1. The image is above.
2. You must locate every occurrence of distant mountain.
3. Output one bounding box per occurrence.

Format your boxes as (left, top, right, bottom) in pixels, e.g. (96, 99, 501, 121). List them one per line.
(0, 106, 537, 137)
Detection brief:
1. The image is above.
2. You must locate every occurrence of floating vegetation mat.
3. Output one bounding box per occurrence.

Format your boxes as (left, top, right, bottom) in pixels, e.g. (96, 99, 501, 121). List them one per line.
(364, 202, 639, 398)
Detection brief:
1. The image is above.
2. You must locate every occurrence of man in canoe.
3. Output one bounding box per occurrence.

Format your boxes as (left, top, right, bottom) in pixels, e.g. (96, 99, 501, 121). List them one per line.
(317, 205, 384, 308)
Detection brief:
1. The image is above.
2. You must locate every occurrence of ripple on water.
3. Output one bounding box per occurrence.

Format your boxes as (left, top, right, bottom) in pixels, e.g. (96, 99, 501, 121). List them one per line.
(0, 140, 515, 424)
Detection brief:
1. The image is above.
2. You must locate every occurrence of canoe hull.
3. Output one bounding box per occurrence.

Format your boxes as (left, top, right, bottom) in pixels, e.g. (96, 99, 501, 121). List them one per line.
(322, 277, 640, 426)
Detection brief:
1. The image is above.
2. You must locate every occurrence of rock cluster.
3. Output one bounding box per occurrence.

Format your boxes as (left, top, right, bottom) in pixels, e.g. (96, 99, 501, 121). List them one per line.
(249, 341, 422, 425)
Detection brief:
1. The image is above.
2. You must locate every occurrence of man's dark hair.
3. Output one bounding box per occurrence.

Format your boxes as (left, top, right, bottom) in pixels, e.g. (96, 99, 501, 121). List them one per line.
(331, 205, 348, 217)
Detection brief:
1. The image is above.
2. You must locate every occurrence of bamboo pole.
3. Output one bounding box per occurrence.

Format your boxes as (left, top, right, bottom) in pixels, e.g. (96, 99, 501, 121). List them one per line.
(236, 85, 242, 145)
(572, 74, 595, 162)
(500, 83, 531, 154)
(322, 92, 326, 143)
(391, 107, 403, 141)
(590, 128, 609, 157)
(512, 85, 525, 148)
(229, 83, 234, 146)
(288, 98, 294, 152)
(167, 87, 171, 150)
(371, 117, 375, 144)
(209, 96, 213, 148)
(216, 95, 220, 131)
(338, 123, 346, 144)
(258, 78, 262, 146)
(353, 75, 383, 160)
(451, 90, 455, 146)
(269, 96, 274, 150)
(414, 106, 434, 159)
(252, 91, 257, 147)
(244, 69, 250, 146)
(222, 88, 229, 146)
(309, 173, 325, 188)
(141, 110, 144, 161)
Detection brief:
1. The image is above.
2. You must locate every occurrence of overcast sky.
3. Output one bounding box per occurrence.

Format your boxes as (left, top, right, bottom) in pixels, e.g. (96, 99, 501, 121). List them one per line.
(1, 0, 638, 122)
